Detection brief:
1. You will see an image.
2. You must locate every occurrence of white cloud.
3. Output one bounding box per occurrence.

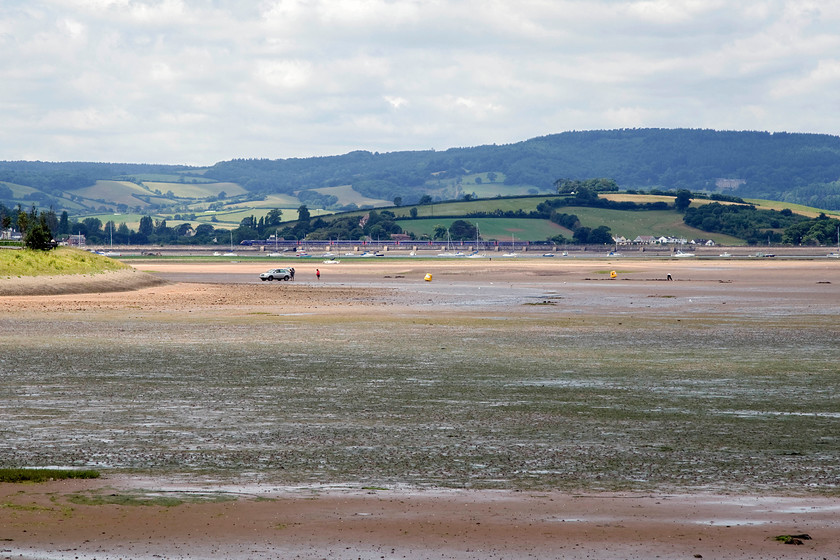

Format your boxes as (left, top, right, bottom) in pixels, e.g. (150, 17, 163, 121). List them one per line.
(39, 106, 133, 131)
(1, 0, 840, 164)
(126, 0, 187, 23)
(770, 58, 840, 98)
(384, 95, 408, 109)
(452, 96, 502, 118)
(624, 0, 726, 25)
(255, 60, 313, 89)
(60, 17, 87, 39)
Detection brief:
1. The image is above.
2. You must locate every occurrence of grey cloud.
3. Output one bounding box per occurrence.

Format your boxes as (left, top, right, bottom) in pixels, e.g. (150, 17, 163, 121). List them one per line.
(1, 0, 839, 164)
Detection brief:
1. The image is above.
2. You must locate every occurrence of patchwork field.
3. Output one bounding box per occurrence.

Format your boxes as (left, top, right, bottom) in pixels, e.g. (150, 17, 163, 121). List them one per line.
(143, 181, 246, 198)
(311, 184, 392, 206)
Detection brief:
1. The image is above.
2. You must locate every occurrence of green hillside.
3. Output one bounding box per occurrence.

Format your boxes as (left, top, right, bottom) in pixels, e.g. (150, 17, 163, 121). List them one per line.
(143, 181, 247, 198)
(391, 197, 552, 218)
(3, 129, 840, 247)
(71, 180, 156, 207)
(566, 207, 742, 244)
(4, 129, 840, 220)
(396, 207, 742, 244)
(6, 188, 837, 246)
(311, 185, 391, 206)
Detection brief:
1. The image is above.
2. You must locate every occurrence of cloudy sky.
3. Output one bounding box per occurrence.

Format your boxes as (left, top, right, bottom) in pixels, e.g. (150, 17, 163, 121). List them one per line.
(2, 1, 840, 165)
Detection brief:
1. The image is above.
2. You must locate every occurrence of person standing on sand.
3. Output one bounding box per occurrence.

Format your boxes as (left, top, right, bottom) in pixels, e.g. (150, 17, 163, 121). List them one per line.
(316, 268, 320, 280)
(290, 267, 295, 281)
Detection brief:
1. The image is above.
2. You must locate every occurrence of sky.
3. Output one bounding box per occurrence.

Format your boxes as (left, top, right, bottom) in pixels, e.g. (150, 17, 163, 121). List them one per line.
(2, 0, 840, 166)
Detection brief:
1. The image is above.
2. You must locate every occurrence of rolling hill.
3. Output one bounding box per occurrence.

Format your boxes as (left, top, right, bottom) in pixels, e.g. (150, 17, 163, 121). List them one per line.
(3, 129, 840, 247)
(3, 129, 840, 221)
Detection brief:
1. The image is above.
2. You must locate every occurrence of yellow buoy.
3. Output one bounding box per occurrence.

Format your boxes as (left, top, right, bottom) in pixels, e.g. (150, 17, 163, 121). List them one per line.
(610, 270, 617, 279)
(424, 273, 433, 282)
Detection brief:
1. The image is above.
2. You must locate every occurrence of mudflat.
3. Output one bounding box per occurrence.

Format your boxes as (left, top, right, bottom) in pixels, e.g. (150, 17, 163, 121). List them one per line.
(1, 257, 839, 559)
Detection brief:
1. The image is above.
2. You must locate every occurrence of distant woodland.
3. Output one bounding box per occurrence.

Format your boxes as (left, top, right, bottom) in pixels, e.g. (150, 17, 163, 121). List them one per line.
(3, 129, 840, 211)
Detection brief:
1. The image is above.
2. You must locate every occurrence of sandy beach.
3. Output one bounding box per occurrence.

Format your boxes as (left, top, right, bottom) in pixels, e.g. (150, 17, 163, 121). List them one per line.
(2, 256, 839, 559)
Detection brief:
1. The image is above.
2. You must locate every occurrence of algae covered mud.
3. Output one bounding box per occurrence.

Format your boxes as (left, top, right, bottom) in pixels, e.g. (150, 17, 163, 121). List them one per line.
(1, 258, 839, 494)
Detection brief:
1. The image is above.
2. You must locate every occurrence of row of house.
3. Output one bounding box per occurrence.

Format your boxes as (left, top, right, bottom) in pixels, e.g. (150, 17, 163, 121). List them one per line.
(614, 235, 715, 246)
(1, 229, 83, 245)
(1, 228, 22, 241)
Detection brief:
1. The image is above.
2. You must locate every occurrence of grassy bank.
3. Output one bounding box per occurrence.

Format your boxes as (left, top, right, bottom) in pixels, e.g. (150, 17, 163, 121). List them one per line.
(0, 247, 130, 278)
(0, 468, 100, 483)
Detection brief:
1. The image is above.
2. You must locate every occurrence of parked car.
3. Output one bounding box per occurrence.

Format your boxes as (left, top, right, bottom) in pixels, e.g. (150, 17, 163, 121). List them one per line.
(259, 268, 292, 281)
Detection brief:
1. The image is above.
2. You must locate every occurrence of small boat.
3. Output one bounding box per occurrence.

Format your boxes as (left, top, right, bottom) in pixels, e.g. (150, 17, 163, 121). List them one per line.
(437, 229, 464, 257)
(466, 227, 488, 258)
(542, 253, 555, 257)
(322, 259, 340, 264)
(719, 252, 732, 257)
(673, 250, 695, 258)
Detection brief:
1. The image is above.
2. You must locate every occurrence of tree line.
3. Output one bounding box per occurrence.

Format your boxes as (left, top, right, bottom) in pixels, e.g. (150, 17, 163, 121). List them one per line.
(4, 187, 839, 249)
(0, 203, 57, 250)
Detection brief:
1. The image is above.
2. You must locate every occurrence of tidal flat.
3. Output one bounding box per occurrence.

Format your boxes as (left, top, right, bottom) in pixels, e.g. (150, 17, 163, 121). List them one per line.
(2, 259, 839, 496)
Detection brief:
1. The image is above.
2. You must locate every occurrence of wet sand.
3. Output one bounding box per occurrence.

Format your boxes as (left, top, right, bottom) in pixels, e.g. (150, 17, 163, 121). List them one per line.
(3, 477, 839, 560)
(2, 257, 839, 559)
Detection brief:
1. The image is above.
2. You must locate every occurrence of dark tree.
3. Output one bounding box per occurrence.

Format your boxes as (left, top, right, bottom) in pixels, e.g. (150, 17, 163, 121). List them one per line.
(16, 210, 29, 237)
(58, 210, 70, 235)
(573, 226, 591, 244)
(24, 214, 54, 250)
(449, 219, 477, 240)
(138, 215, 154, 236)
(265, 208, 283, 227)
(588, 225, 613, 244)
(674, 189, 693, 212)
